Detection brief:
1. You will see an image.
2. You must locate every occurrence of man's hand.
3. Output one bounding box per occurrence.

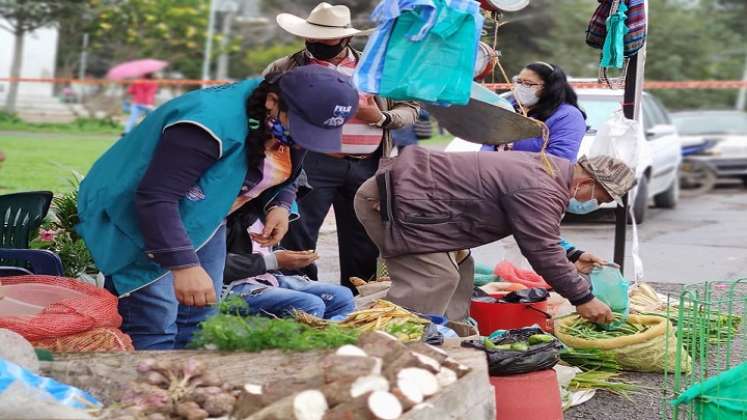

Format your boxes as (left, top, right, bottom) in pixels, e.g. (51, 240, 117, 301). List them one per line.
(275, 250, 319, 270)
(252, 207, 290, 247)
(576, 297, 614, 324)
(173, 266, 216, 307)
(356, 95, 384, 124)
(575, 252, 606, 274)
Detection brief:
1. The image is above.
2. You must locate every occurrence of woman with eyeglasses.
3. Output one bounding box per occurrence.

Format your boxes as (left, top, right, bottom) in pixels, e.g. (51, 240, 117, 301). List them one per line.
(482, 62, 604, 281)
(483, 62, 587, 162)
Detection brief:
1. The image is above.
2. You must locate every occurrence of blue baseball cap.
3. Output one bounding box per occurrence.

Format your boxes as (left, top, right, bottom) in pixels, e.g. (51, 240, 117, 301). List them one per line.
(278, 65, 359, 153)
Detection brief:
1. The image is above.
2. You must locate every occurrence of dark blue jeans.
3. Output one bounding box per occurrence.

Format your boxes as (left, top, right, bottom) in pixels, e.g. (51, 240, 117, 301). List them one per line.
(228, 275, 355, 319)
(114, 225, 226, 350)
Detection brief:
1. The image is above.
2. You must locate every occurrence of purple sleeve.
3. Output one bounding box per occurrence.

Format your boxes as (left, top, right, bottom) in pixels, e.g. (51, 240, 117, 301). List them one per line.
(509, 105, 586, 162)
(135, 123, 220, 269)
(544, 108, 586, 162)
(501, 188, 592, 305)
(268, 181, 298, 212)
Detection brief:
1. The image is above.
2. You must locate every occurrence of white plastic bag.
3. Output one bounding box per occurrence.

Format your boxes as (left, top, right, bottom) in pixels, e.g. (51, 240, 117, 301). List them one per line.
(587, 110, 647, 284)
(588, 110, 652, 178)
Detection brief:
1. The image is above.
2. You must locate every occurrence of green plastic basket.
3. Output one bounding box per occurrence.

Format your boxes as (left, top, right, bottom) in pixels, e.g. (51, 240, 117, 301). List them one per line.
(666, 280, 747, 420)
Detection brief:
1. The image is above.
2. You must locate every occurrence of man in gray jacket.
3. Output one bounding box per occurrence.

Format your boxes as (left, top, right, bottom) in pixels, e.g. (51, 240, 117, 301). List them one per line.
(354, 147, 636, 324)
(266, 3, 419, 291)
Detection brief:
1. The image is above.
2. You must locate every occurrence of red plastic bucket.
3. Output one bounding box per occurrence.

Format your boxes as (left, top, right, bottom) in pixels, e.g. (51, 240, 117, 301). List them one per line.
(470, 293, 551, 336)
(490, 369, 563, 420)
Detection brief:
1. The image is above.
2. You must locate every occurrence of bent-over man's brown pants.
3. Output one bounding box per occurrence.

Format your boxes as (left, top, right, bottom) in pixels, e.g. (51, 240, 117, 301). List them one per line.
(354, 177, 475, 321)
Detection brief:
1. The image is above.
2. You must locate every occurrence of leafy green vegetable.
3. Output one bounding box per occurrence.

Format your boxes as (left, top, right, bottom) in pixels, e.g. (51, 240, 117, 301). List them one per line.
(642, 309, 742, 354)
(569, 370, 641, 399)
(218, 294, 250, 315)
(559, 348, 621, 372)
(562, 316, 648, 339)
(190, 305, 360, 352)
(386, 320, 423, 335)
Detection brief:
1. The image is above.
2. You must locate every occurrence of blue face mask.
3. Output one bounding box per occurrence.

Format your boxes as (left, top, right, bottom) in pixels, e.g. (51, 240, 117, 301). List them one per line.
(267, 116, 295, 147)
(566, 183, 600, 215)
(567, 197, 600, 215)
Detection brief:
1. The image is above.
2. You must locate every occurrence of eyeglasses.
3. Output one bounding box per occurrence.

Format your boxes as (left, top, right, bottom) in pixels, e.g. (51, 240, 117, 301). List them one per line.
(512, 76, 543, 88)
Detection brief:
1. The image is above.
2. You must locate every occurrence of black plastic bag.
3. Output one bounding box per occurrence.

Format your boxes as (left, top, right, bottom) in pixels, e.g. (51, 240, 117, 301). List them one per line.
(462, 326, 563, 376)
(471, 287, 498, 303)
(422, 323, 444, 345)
(500, 288, 550, 303)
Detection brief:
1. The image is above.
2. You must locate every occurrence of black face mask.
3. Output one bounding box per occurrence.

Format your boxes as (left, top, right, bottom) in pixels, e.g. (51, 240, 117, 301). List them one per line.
(306, 39, 348, 61)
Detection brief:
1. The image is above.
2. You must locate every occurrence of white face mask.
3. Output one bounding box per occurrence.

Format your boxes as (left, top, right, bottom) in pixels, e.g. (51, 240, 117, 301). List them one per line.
(513, 84, 540, 107)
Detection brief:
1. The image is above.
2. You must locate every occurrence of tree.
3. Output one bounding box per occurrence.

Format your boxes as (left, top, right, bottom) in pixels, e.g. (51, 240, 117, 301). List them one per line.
(56, 0, 228, 81)
(260, 0, 374, 22)
(523, 0, 744, 110)
(0, 0, 84, 112)
(486, 0, 570, 80)
(644, 0, 744, 109)
(238, 41, 304, 77)
(87, 0, 212, 79)
(259, 0, 377, 45)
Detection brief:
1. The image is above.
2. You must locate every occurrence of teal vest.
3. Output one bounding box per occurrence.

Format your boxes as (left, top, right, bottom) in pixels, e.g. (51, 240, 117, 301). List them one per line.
(77, 80, 261, 296)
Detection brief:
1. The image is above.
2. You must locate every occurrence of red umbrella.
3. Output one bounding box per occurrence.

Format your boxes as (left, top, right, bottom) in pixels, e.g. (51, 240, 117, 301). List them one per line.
(106, 59, 168, 80)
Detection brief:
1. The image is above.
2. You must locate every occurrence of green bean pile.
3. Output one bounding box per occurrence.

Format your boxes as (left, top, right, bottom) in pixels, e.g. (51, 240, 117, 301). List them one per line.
(562, 314, 649, 339)
(559, 348, 621, 372)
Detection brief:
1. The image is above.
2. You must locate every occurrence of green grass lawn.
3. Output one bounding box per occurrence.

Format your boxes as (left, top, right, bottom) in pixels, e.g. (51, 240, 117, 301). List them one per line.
(0, 131, 115, 194)
(0, 130, 453, 195)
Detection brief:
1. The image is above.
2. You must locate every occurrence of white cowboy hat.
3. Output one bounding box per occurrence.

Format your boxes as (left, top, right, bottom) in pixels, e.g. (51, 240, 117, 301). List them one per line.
(276, 2, 372, 40)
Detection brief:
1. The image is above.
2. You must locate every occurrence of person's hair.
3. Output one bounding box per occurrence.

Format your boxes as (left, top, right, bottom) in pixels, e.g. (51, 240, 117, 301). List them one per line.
(523, 62, 586, 122)
(244, 72, 287, 168)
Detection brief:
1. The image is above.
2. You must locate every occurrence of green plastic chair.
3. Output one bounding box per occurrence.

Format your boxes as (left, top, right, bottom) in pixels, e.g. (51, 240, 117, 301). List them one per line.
(0, 191, 54, 267)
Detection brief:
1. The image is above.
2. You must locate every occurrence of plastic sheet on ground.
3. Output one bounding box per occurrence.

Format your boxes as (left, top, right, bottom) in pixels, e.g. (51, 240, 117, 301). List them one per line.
(554, 364, 596, 410)
(0, 357, 100, 419)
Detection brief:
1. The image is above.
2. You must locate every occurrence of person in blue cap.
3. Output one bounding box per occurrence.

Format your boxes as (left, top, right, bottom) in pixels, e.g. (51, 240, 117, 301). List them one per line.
(76, 65, 359, 350)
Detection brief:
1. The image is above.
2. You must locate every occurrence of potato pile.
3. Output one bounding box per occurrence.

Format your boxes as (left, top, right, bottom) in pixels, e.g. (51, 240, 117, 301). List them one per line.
(105, 358, 240, 420)
(232, 331, 470, 420)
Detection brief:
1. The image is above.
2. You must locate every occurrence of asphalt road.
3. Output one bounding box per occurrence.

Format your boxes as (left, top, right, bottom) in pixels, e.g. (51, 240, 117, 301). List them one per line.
(317, 185, 747, 285)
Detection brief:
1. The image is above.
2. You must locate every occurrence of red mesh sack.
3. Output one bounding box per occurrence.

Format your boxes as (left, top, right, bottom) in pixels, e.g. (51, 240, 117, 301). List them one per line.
(494, 261, 550, 290)
(32, 327, 134, 352)
(0, 275, 122, 341)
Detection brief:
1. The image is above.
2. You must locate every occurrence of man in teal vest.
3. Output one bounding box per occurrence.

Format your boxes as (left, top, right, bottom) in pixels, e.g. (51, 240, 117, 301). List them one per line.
(77, 66, 359, 349)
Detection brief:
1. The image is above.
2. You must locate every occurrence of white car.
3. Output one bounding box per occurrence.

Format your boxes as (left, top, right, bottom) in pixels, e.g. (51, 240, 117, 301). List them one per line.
(445, 89, 682, 223)
(578, 89, 682, 222)
(672, 110, 747, 186)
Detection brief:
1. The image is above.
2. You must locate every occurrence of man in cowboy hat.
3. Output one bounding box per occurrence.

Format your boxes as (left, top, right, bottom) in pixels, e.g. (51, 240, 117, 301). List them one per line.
(266, 3, 420, 292)
(355, 150, 637, 324)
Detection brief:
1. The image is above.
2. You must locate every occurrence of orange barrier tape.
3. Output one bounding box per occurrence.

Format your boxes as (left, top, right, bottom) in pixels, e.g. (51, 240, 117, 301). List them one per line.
(487, 80, 747, 90)
(0, 78, 745, 89)
(0, 77, 230, 86)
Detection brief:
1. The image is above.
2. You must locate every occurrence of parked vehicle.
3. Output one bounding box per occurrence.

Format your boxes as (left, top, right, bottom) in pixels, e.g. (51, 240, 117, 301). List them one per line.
(679, 139, 718, 194)
(579, 89, 681, 222)
(672, 110, 747, 187)
(444, 88, 682, 223)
